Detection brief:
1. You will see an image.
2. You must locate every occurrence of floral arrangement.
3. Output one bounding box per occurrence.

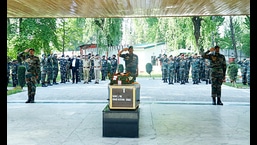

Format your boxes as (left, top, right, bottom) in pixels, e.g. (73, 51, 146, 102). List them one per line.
(108, 72, 134, 85)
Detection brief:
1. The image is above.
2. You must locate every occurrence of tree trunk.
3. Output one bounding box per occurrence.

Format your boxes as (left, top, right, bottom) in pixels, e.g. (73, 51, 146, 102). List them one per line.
(229, 16, 238, 60)
(192, 16, 202, 50)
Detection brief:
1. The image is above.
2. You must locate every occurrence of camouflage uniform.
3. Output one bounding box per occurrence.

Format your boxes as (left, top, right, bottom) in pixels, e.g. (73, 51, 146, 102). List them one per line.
(101, 55, 108, 81)
(52, 54, 59, 85)
(18, 48, 40, 103)
(204, 59, 211, 84)
(246, 61, 250, 86)
(40, 54, 48, 87)
(66, 56, 71, 82)
(59, 55, 67, 83)
(46, 54, 53, 86)
(240, 59, 248, 85)
(11, 60, 19, 87)
(167, 55, 175, 84)
(119, 48, 139, 81)
(191, 55, 200, 84)
(202, 46, 226, 105)
(184, 56, 190, 83)
(179, 54, 187, 84)
(7, 60, 11, 89)
(78, 56, 83, 82)
(159, 54, 169, 83)
(110, 55, 118, 75)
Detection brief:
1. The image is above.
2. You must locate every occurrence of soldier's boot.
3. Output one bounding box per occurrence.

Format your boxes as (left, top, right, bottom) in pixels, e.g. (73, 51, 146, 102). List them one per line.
(206, 80, 208, 84)
(25, 95, 31, 103)
(42, 83, 47, 87)
(217, 97, 223, 105)
(47, 82, 53, 86)
(30, 95, 35, 103)
(212, 97, 216, 105)
(53, 79, 59, 85)
(209, 80, 211, 84)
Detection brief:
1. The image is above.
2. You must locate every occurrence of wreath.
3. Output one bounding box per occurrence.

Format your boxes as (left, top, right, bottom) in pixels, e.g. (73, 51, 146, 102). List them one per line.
(108, 72, 134, 85)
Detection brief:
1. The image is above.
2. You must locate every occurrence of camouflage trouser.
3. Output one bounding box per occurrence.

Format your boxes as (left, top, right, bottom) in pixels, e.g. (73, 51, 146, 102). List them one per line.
(191, 69, 199, 82)
(25, 72, 37, 97)
(52, 67, 58, 81)
(205, 69, 211, 81)
(46, 68, 53, 83)
(12, 74, 18, 87)
(168, 69, 175, 83)
(60, 67, 67, 82)
(41, 70, 47, 84)
(211, 69, 223, 98)
(179, 68, 185, 82)
(162, 68, 168, 81)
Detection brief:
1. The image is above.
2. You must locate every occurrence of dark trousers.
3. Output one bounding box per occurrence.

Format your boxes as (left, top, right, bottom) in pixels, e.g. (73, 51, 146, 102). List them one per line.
(72, 67, 78, 83)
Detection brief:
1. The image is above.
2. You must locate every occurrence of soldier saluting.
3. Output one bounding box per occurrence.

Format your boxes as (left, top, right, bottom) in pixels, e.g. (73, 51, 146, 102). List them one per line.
(201, 45, 226, 105)
(18, 48, 40, 103)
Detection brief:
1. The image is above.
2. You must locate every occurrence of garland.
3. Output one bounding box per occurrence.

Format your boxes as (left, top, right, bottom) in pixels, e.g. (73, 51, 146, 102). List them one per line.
(108, 72, 134, 85)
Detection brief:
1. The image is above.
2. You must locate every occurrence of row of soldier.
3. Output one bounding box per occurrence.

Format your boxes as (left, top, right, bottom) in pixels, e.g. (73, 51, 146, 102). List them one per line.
(7, 53, 118, 88)
(158, 53, 211, 85)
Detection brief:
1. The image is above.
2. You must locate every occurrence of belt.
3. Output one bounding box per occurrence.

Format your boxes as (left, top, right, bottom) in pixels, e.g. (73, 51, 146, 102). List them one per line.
(84, 67, 90, 68)
(94, 66, 100, 68)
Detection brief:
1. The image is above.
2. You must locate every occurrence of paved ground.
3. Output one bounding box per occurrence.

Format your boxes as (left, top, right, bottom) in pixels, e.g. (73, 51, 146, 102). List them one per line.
(7, 78, 250, 145)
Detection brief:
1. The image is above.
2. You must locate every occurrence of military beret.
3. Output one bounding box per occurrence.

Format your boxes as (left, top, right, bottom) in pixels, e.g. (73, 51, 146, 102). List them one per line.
(29, 48, 35, 51)
(95, 54, 99, 56)
(128, 46, 133, 49)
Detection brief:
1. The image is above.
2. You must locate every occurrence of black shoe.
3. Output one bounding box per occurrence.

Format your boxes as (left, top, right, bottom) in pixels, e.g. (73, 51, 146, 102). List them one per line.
(217, 98, 223, 105)
(212, 97, 216, 105)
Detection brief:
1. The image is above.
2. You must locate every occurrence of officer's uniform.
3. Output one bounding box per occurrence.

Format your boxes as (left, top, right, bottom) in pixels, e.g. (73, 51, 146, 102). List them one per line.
(82, 55, 91, 84)
(202, 46, 226, 105)
(18, 48, 40, 103)
(92, 54, 101, 84)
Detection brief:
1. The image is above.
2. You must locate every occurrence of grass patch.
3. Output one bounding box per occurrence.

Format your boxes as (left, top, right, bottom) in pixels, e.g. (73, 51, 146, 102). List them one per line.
(7, 86, 23, 96)
(223, 82, 250, 89)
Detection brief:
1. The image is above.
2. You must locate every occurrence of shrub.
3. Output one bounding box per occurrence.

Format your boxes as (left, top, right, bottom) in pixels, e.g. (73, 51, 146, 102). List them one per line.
(145, 63, 153, 77)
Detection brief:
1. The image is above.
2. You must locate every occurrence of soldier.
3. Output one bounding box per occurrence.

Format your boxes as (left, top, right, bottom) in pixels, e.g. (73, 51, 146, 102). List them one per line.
(91, 54, 102, 84)
(117, 45, 139, 81)
(167, 55, 175, 84)
(240, 58, 247, 85)
(191, 53, 200, 84)
(77, 55, 83, 82)
(178, 54, 187, 84)
(65, 55, 71, 82)
(18, 48, 40, 103)
(184, 55, 191, 83)
(201, 46, 226, 105)
(101, 55, 108, 81)
(59, 54, 68, 83)
(40, 54, 48, 87)
(89, 54, 95, 81)
(46, 54, 53, 86)
(11, 60, 19, 87)
(159, 54, 169, 83)
(204, 59, 212, 84)
(52, 54, 59, 85)
(110, 54, 118, 75)
(7, 58, 11, 90)
(246, 58, 250, 86)
(174, 56, 180, 83)
(82, 54, 91, 84)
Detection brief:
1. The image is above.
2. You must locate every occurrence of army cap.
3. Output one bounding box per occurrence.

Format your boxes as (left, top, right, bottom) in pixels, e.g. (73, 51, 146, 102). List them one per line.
(29, 48, 35, 51)
(128, 46, 133, 49)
